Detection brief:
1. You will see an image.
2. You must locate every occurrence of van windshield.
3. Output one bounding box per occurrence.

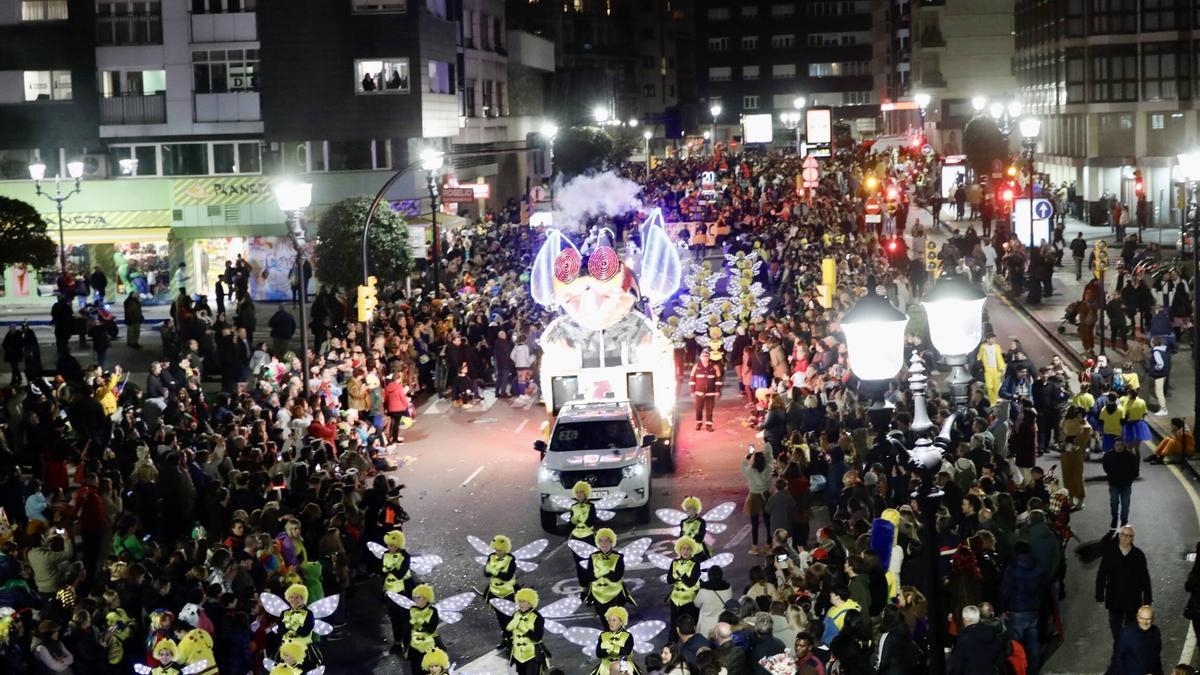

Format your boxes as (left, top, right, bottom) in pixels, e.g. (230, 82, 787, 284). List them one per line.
(550, 420, 637, 452)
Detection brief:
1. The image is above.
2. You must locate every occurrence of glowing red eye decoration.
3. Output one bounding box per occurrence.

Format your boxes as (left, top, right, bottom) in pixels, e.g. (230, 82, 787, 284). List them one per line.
(554, 248, 581, 283)
(588, 247, 620, 281)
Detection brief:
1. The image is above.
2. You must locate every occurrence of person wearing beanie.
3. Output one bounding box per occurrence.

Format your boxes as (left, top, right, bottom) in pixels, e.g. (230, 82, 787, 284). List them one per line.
(277, 583, 324, 669)
(422, 646, 452, 674)
(567, 481, 600, 585)
(482, 534, 518, 634)
(590, 606, 638, 675)
(267, 640, 307, 675)
(403, 584, 446, 675)
(374, 528, 414, 653)
(504, 588, 550, 674)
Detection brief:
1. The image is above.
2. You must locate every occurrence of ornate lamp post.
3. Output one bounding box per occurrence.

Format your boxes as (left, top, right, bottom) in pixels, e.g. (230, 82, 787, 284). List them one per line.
(274, 180, 313, 380)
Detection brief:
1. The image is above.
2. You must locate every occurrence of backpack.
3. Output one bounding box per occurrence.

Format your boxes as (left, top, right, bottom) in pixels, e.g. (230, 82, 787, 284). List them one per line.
(1004, 639, 1027, 675)
(821, 606, 852, 645)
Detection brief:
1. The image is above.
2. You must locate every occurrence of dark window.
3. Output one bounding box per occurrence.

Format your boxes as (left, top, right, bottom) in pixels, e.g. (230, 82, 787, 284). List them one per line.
(1090, 49, 1138, 102)
(1065, 0, 1085, 37)
(1143, 42, 1186, 102)
(1142, 0, 1180, 31)
(1065, 49, 1085, 103)
(161, 144, 209, 175)
(327, 140, 373, 172)
(1088, 0, 1136, 35)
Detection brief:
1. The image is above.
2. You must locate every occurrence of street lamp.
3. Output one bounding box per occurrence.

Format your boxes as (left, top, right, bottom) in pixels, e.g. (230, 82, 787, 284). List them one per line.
(1177, 152, 1200, 428)
(709, 103, 722, 149)
(988, 102, 1004, 120)
(842, 282, 909, 383)
(971, 96, 987, 113)
(642, 129, 652, 173)
(1020, 117, 1042, 247)
(781, 112, 802, 155)
(629, 118, 639, 128)
(30, 157, 84, 282)
(593, 106, 610, 125)
(274, 180, 314, 382)
(922, 274, 986, 407)
(420, 148, 445, 299)
(1007, 100, 1023, 119)
(791, 97, 807, 154)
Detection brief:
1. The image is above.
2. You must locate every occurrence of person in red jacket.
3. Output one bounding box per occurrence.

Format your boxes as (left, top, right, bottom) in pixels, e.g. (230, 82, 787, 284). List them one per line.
(72, 473, 106, 580)
(383, 373, 412, 444)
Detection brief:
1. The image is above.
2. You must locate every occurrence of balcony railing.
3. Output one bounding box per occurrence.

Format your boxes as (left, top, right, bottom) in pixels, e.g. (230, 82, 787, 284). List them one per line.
(96, 14, 163, 46)
(99, 94, 166, 124)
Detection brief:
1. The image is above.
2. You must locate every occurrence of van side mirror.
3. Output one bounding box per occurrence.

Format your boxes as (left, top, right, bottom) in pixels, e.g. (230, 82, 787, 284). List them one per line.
(533, 440, 547, 454)
(641, 434, 657, 447)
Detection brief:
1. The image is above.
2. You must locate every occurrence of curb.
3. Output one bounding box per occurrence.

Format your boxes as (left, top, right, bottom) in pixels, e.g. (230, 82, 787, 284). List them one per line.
(997, 290, 1200, 483)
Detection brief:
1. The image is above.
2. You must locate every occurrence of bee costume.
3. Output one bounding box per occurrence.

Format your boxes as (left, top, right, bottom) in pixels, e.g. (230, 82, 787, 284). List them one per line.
(404, 584, 446, 675)
(582, 528, 636, 624)
(590, 607, 639, 675)
(568, 481, 599, 583)
(279, 584, 323, 668)
(267, 641, 308, 675)
(422, 647, 452, 674)
(145, 639, 187, 675)
(484, 535, 517, 632)
(667, 536, 701, 630)
(678, 497, 712, 560)
(380, 529, 414, 653)
(504, 588, 551, 675)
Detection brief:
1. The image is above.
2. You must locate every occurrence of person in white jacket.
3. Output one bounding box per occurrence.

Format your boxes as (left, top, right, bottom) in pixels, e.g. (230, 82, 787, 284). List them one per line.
(693, 565, 733, 639)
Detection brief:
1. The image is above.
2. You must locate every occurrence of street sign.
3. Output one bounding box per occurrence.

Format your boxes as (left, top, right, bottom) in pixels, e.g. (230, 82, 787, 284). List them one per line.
(865, 214, 882, 224)
(441, 187, 476, 203)
(921, 144, 933, 156)
(1013, 198, 1053, 247)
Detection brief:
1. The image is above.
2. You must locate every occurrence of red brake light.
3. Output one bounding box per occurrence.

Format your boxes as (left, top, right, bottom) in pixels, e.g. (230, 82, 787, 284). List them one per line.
(1003, 189, 1014, 201)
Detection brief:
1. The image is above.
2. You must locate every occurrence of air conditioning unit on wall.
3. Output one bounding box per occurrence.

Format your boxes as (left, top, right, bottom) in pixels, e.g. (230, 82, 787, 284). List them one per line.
(79, 154, 108, 179)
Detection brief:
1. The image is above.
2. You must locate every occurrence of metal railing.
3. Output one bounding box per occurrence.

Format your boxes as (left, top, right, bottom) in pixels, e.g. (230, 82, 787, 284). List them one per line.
(99, 93, 166, 124)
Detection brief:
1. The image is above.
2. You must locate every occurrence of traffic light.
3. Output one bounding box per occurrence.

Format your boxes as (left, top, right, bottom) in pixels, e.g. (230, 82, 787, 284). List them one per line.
(357, 275, 378, 322)
(1006, 165, 1018, 178)
(865, 175, 879, 192)
(1134, 170, 1145, 200)
(886, 185, 899, 201)
(1002, 187, 1015, 202)
(925, 240, 940, 274)
(1094, 240, 1109, 278)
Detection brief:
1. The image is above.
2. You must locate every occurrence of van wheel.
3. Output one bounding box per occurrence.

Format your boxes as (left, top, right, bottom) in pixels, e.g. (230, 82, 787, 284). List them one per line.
(539, 510, 559, 533)
(634, 503, 651, 524)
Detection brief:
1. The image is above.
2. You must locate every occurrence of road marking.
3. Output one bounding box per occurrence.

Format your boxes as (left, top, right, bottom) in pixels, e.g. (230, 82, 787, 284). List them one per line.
(469, 390, 497, 412)
(456, 648, 509, 674)
(460, 466, 484, 487)
(723, 524, 751, 550)
(514, 418, 529, 434)
(420, 396, 449, 415)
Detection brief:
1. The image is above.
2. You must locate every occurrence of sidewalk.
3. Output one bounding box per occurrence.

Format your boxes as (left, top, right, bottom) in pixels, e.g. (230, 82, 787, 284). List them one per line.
(917, 205, 1195, 455)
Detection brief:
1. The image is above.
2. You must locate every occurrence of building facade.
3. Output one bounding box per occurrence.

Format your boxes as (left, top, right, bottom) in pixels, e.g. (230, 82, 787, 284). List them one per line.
(1014, 0, 1200, 220)
(696, 0, 878, 147)
(0, 0, 548, 305)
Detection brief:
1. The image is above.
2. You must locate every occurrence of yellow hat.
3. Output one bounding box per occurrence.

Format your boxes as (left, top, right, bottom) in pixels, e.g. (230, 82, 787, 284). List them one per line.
(674, 536, 698, 556)
(285, 584, 309, 604)
(154, 639, 179, 663)
(491, 535, 512, 553)
(595, 528, 617, 547)
(514, 588, 539, 608)
(412, 584, 435, 603)
(384, 530, 406, 549)
(881, 509, 901, 529)
(421, 647, 451, 670)
(0, 616, 12, 645)
(279, 640, 307, 664)
(572, 481, 592, 499)
(604, 606, 629, 627)
(682, 496, 702, 513)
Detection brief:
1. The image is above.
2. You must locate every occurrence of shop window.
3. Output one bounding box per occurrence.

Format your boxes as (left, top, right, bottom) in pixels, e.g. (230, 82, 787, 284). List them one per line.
(428, 60, 453, 94)
(162, 143, 210, 175)
(355, 58, 410, 94)
(23, 70, 72, 101)
(193, 49, 259, 93)
(351, 0, 406, 12)
(22, 0, 68, 21)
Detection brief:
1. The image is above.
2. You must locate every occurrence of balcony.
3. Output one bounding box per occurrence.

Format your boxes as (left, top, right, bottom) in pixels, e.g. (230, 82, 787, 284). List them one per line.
(916, 72, 947, 89)
(194, 92, 260, 122)
(99, 93, 166, 124)
(96, 13, 162, 46)
(191, 11, 257, 43)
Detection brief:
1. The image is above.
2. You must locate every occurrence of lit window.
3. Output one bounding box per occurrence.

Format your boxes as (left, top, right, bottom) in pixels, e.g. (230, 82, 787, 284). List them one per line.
(770, 34, 794, 49)
(708, 67, 732, 82)
(193, 50, 259, 93)
(743, 95, 760, 110)
(741, 36, 758, 50)
(23, 71, 72, 101)
(428, 60, 453, 94)
(743, 65, 760, 80)
(707, 37, 730, 51)
(21, 0, 68, 21)
(354, 58, 411, 94)
(772, 64, 796, 79)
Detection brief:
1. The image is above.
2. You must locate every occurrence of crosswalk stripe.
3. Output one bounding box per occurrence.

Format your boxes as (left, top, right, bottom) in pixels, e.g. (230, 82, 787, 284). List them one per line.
(456, 648, 509, 674)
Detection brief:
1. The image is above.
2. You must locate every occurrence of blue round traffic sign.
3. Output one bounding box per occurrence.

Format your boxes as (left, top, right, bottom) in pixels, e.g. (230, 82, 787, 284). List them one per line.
(1033, 199, 1053, 219)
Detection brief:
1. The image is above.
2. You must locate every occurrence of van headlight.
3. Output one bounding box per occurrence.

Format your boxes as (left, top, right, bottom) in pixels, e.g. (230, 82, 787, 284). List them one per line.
(621, 461, 645, 480)
(538, 467, 561, 483)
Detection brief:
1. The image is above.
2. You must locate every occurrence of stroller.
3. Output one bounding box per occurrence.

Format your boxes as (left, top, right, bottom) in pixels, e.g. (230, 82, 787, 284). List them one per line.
(1056, 300, 1080, 334)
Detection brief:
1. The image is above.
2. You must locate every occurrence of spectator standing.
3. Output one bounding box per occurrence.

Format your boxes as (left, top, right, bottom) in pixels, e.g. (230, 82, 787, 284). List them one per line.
(998, 540, 1044, 671)
(268, 305, 297, 358)
(123, 292, 144, 349)
(742, 446, 774, 554)
(1096, 526, 1153, 648)
(1148, 337, 1171, 415)
(947, 605, 1002, 675)
(1114, 606, 1163, 675)
(1102, 441, 1138, 530)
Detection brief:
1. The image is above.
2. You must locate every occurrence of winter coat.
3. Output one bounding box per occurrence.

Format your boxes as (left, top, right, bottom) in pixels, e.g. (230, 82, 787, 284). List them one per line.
(947, 623, 1002, 675)
(1096, 544, 1152, 612)
(694, 583, 733, 637)
(998, 553, 1044, 613)
(1115, 624, 1163, 675)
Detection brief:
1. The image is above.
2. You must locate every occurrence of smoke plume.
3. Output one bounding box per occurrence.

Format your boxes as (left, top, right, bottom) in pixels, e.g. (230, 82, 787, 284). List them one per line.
(551, 171, 643, 233)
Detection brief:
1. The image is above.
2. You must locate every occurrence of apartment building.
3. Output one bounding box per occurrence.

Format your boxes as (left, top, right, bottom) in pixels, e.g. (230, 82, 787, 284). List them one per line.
(1014, 0, 1200, 217)
(0, 0, 549, 305)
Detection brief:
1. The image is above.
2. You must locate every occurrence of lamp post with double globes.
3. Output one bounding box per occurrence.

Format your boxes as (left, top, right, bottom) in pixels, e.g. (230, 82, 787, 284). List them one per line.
(1019, 116, 1042, 247)
(274, 180, 313, 381)
(843, 272, 983, 675)
(709, 103, 722, 152)
(420, 148, 445, 298)
(29, 158, 85, 281)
